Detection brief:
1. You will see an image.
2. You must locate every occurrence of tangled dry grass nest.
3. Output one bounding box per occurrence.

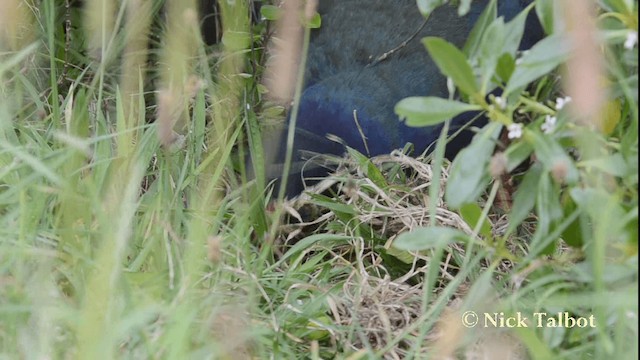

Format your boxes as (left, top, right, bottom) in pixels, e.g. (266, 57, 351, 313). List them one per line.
(275, 150, 533, 359)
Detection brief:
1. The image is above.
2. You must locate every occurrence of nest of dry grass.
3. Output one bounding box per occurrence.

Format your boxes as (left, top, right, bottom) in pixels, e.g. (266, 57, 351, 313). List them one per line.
(273, 150, 535, 359)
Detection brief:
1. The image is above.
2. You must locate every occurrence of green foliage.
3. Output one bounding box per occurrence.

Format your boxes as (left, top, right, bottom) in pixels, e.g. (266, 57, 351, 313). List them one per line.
(393, 226, 469, 250)
(396, 97, 480, 127)
(445, 122, 502, 209)
(423, 36, 479, 97)
(393, 0, 638, 357)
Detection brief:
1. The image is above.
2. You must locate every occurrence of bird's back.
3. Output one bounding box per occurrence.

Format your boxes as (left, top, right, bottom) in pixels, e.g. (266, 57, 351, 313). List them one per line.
(261, 0, 542, 196)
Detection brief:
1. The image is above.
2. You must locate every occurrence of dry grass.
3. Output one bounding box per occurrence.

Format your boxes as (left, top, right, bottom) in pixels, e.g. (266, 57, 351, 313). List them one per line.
(270, 149, 540, 358)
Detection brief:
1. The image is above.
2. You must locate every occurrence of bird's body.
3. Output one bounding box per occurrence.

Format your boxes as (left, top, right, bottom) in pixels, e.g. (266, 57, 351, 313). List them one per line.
(261, 0, 542, 195)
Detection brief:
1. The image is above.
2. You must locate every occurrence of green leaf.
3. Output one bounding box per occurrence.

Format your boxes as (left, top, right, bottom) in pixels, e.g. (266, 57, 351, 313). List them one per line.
(601, 98, 622, 135)
(570, 188, 630, 243)
(395, 97, 480, 127)
(459, 203, 493, 238)
(347, 147, 388, 188)
(506, 164, 542, 236)
(445, 122, 502, 209)
(560, 192, 583, 248)
(306, 12, 322, 29)
(393, 227, 468, 251)
(496, 53, 516, 84)
(476, 17, 505, 92)
(505, 34, 572, 96)
(535, 0, 555, 35)
(533, 173, 562, 255)
(308, 194, 359, 215)
(503, 4, 532, 56)
(423, 37, 479, 97)
(247, 111, 266, 189)
(378, 245, 416, 265)
(221, 30, 252, 52)
(579, 153, 628, 177)
(463, 0, 497, 57)
(260, 5, 281, 21)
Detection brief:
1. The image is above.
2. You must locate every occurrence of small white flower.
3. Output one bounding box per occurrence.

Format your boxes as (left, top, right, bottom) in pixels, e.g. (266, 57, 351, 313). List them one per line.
(494, 96, 507, 110)
(624, 31, 638, 50)
(507, 123, 523, 139)
(555, 96, 572, 110)
(541, 115, 557, 134)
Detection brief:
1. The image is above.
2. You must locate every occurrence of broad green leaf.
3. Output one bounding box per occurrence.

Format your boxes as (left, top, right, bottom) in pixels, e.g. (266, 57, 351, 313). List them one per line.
(459, 203, 493, 238)
(496, 53, 516, 83)
(579, 153, 628, 177)
(503, 4, 532, 56)
(506, 164, 542, 236)
(560, 192, 583, 248)
(260, 5, 281, 21)
(423, 37, 479, 97)
(221, 30, 252, 52)
(601, 98, 622, 135)
(476, 17, 505, 92)
(306, 12, 322, 29)
(395, 96, 480, 127)
(379, 245, 416, 265)
(463, 0, 497, 57)
(505, 34, 572, 96)
(304, 316, 332, 341)
(445, 122, 502, 209)
(535, 0, 555, 35)
(393, 226, 468, 251)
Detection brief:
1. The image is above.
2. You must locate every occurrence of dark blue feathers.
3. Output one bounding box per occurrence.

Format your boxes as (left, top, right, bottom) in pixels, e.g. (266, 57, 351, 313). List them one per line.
(260, 0, 543, 196)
